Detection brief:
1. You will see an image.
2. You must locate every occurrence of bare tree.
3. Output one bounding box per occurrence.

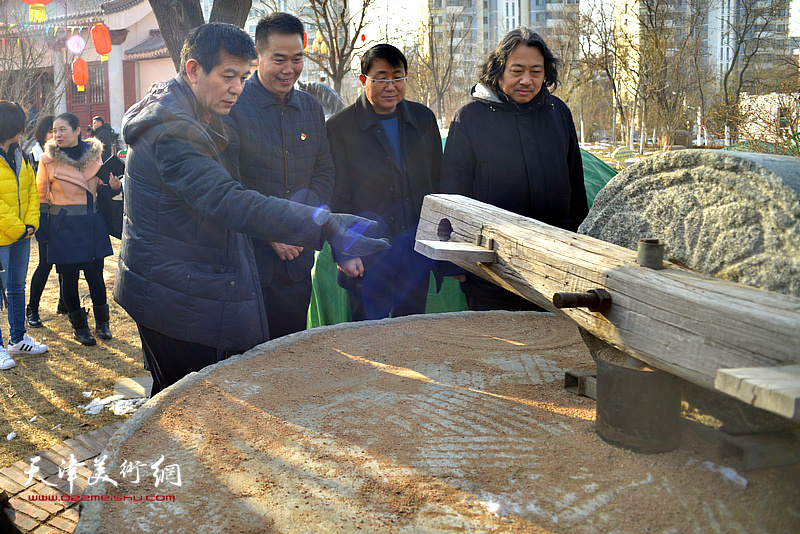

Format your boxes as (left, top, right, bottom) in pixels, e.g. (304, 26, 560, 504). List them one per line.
(0, 3, 66, 128)
(738, 84, 800, 156)
(610, 0, 712, 149)
(407, 6, 476, 120)
(583, 0, 627, 146)
(716, 0, 790, 139)
(300, 0, 378, 97)
(149, 0, 253, 72)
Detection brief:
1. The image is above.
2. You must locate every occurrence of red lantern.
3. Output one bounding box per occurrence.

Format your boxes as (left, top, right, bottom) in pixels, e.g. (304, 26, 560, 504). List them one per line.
(361, 34, 365, 42)
(72, 58, 88, 92)
(91, 23, 112, 62)
(303, 31, 308, 52)
(21, 0, 53, 22)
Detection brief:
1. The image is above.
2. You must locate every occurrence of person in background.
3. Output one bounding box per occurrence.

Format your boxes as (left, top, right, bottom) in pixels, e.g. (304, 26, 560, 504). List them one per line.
(27, 115, 54, 174)
(0, 101, 48, 370)
(26, 115, 65, 329)
(37, 113, 121, 346)
(225, 12, 334, 339)
(327, 44, 442, 321)
(88, 115, 114, 162)
(441, 28, 587, 311)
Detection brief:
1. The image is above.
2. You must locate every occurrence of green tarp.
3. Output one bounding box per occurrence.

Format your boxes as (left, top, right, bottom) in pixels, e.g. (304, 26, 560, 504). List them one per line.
(306, 147, 616, 329)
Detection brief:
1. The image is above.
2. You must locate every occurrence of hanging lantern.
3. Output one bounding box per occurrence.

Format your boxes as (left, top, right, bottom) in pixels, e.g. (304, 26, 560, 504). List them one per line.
(72, 58, 88, 92)
(66, 34, 86, 55)
(91, 23, 112, 61)
(303, 31, 308, 52)
(22, 0, 53, 23)
(361, 34, 365, 43)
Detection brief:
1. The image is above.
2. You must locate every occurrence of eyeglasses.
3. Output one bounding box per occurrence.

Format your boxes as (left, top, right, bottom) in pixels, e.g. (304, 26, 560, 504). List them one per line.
(364, 75, 407, 88)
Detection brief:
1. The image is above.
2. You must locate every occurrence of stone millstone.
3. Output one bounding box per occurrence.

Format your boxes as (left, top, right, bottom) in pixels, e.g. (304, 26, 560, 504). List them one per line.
(579, 149, 800, 432)
(74, 313, 800, 533)
(578, 149, 800, 297)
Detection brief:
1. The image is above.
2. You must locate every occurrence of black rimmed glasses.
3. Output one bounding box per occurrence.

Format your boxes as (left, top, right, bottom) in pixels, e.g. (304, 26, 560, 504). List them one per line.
(364, 75, 407, 87)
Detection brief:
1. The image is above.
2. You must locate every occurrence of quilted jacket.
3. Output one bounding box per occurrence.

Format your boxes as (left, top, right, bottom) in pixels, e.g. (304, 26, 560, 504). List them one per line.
(115, 75, 327, 351)
(225, 75, 335, 284)
(0, 144, 39, 246)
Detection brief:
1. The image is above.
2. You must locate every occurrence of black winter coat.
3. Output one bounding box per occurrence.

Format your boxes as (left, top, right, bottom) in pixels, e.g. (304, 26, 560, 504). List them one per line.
(114, 76, 326, 351)
(225, 77, 334, 284)
(90, 122, 114, 162)
(442, 83, 587, 231)
(327, 93, 441, 272)
(441, 83, 587, 303)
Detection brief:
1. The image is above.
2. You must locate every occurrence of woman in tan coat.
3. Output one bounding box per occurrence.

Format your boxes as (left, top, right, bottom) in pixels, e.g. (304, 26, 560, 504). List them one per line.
(37, 113, 120, 345)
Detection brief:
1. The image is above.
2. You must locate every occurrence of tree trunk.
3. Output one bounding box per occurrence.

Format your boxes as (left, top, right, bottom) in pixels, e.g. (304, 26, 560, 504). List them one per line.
(209, 0, 251, 26)
(149, 0, 252, 72)
(332, 75, 343, 98)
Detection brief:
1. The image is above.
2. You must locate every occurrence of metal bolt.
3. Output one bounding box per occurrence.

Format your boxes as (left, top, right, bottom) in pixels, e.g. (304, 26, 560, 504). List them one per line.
(637, 238, 665, 270)
(552, 288, 612, 313)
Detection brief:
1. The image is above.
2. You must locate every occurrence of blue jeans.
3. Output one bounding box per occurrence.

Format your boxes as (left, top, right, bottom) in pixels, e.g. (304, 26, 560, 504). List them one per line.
(0, 238, 31, 347)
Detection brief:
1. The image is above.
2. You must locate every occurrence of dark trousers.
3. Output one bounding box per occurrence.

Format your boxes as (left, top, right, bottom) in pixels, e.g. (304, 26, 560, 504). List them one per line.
(57, 259, 107, 313)
(28, 239, 58, 310)
(138, 325, 246, 396)
(262, 268, 313, 339)
(338, 245, 430, 321)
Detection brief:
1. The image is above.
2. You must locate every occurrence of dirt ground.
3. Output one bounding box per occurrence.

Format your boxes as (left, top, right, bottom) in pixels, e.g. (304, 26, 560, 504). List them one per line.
(84, 313, 800, 534)
(0, 239, 144, 468)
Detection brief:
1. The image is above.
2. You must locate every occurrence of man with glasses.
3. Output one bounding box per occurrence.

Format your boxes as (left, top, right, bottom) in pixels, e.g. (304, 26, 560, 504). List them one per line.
(327, 43, 442, 320)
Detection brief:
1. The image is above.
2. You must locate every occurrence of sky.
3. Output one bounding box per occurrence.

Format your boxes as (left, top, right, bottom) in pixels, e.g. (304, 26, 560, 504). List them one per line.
(368, 0, 426, 46)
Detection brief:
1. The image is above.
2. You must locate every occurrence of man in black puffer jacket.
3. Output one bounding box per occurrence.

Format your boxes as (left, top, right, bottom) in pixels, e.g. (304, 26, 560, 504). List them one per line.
(115, 23, 388, 395)
(441, 28, 588, 311)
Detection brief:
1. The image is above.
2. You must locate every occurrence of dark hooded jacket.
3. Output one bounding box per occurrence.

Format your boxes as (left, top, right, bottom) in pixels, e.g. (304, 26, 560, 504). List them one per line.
(114, 75, 327, 351)
(442, 83, 586, 230)
(441, 83, 587, 302)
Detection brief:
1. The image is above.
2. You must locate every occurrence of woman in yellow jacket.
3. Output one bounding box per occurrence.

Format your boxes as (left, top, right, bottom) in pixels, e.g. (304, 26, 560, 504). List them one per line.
(38, 112, 119, 346)
(0, 101, 48, 370)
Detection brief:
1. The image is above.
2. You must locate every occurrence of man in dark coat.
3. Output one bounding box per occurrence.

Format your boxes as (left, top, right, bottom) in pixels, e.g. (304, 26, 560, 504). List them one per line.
(225, 12, 334, 339)
(327, 44, 442, 321)
(115, 23, 388, 395)
(441, 28, 588, 311)
(89, 116, 114, 162)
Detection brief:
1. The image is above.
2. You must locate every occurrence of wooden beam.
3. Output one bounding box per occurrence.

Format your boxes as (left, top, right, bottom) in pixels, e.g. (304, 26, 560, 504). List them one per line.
(415, 194, 800, 419)
(415, 240, 497, 263)
(715, 365, 800, 420)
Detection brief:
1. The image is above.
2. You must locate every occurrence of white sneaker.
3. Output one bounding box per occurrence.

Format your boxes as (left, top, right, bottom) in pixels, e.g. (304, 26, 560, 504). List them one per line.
(0, 348, 15, 370)
(7, 334, 48, 355)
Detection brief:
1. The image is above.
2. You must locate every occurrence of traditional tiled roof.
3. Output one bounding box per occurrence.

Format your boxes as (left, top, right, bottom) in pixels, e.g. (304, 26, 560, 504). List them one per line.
(43, 0, 104, 23)
(125, 29, 169, 60)
(101, 0, 147, 14)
